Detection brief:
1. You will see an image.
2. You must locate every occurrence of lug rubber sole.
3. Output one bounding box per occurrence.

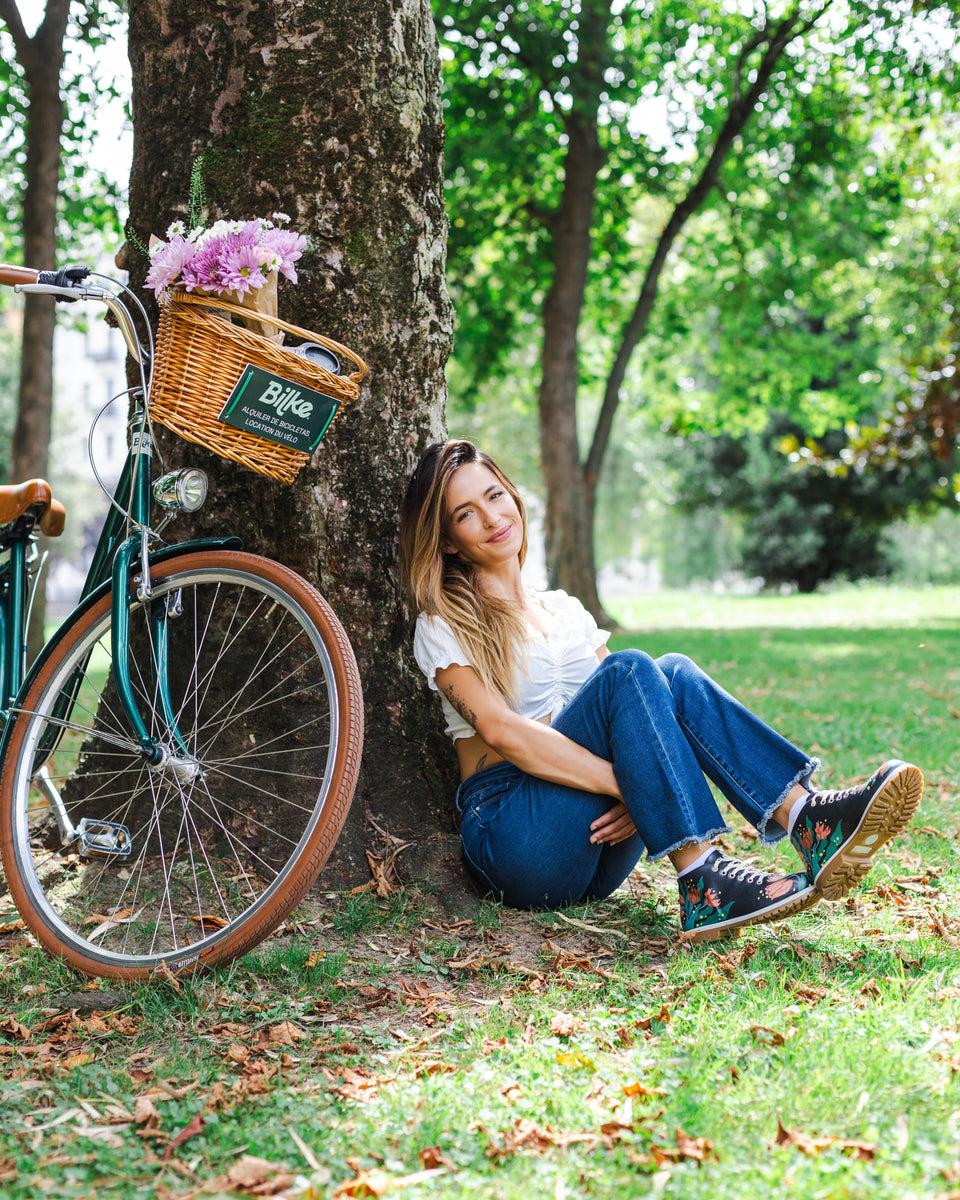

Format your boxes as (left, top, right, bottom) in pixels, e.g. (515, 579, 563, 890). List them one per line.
(814, 763, 923, 901)
(679, 885, 820, 946)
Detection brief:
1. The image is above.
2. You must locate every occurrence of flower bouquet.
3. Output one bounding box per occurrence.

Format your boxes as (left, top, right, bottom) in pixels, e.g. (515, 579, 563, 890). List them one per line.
(144, 213, 307, 342)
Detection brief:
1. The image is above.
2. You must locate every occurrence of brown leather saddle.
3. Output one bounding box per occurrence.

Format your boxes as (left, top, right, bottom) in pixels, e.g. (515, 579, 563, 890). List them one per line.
(0, 479, 66, 542)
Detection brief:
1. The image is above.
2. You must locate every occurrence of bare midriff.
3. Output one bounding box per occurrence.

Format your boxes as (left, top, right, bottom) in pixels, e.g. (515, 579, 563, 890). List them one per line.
(455, 713, 551, 782)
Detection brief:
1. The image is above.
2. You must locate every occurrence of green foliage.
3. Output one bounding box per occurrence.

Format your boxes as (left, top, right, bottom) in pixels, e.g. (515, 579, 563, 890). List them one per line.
(0, 319, 20, 480)
(188, 153, 208, 228)
(440, 0, 957, 400)
(440, 0, 960, 602)
(668, 414, 954, 591)
(0, 1, 127, 259)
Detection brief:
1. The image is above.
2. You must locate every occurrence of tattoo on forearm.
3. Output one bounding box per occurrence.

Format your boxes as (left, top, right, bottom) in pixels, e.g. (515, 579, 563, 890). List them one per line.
(442, 682, 478, 729)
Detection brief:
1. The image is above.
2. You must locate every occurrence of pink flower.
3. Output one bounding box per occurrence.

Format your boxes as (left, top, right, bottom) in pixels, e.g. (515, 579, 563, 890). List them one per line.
(181, 236, 231, 292)
(144, 210, 307, 300)
(261, 227, 306, 282)
(144, 235, 196, 300)
(219, 243, 269, 297)
(765, 877, 796, 899)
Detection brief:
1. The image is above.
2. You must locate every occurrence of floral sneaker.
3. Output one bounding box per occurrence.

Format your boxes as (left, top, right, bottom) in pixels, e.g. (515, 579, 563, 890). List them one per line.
(678, 849, 819, 945)
(790, 759, 923, 901)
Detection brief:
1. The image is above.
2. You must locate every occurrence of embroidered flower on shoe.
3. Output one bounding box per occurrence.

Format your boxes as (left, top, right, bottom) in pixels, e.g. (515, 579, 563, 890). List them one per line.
(764, 877, 798, 900)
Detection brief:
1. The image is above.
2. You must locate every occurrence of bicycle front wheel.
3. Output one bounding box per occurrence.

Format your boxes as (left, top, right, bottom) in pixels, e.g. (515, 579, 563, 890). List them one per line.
(0, 550, 363, 980)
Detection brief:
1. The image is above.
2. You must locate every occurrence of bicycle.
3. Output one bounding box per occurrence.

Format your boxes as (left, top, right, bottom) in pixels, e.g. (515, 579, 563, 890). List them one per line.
(0, 262, 365, 981)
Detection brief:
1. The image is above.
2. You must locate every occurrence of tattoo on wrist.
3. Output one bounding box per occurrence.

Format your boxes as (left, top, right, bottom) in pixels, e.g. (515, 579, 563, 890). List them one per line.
(476, 754, 487, 772)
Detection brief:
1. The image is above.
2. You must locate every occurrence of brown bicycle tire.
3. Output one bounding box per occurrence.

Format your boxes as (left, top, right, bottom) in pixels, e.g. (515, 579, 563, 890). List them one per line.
(0, 550, 363, 981)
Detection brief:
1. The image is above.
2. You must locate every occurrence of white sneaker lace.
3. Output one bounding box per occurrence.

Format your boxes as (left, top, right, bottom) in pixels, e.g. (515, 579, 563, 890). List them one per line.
(715, 857, 774, 885)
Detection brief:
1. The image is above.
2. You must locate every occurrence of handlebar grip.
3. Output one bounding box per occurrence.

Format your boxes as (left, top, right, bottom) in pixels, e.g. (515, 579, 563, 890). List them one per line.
(0, 264, 40, 287)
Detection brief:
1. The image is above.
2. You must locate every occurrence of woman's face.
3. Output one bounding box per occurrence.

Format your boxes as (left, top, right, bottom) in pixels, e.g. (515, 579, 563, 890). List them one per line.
(441, 461, 523, 570)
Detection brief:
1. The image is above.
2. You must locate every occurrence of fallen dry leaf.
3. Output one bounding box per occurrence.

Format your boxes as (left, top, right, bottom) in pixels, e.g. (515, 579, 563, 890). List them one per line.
(267, 1021, 306, 1046)
(549, 1012, 586, 1037)
(482, 1117, 601, 1160)
(775, 1115, 875, 1161)
(418, 1145, 455, 1171)
(650, 1128, 716, 1166)
(162, 1111, 207, 1162)
(226, 1154, 293, 1189)
(622, 1081, 667, 1101)
(636, 1004, 671, 1031)
(749, 1024, 786, 1046)
(134, 1094, 161, 1124)
(332, 1166, 447, 1197)
(60, 1051, 95, 1070)
(0, 1016, 31, 1041)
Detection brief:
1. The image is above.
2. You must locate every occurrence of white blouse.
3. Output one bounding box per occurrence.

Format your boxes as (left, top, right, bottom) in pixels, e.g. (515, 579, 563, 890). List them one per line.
(413, 589, 610, 741)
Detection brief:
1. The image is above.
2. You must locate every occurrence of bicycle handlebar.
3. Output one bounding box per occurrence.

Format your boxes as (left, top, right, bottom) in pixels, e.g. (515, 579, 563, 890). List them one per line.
(0, 264, 40, 287)
(0, 261, 149, 366)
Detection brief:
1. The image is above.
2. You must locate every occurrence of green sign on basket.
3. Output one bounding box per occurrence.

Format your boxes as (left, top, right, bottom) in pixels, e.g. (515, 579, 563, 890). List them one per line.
(217, 363, 341, 453)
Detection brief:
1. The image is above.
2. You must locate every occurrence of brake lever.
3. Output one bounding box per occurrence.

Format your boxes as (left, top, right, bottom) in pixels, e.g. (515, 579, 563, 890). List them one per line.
(35, 265, 92, 302)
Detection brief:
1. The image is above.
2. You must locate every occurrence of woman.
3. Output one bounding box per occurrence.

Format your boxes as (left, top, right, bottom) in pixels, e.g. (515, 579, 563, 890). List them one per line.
(399, 440, 923, 943)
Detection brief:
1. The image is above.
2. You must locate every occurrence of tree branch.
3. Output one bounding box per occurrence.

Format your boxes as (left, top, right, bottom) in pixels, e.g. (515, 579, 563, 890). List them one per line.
(0, 0, 32, 56)
(585, 1, 830, 485)
(0, 0, 71, 78)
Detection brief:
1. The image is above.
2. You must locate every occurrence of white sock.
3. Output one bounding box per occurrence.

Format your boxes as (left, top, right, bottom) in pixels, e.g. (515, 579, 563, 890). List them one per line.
(786, 791, 813, 837)
(676, 846, 716, 878)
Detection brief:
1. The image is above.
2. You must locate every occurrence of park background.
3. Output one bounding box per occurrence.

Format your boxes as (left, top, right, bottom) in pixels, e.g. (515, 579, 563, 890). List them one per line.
(1, 2, 960, 1198)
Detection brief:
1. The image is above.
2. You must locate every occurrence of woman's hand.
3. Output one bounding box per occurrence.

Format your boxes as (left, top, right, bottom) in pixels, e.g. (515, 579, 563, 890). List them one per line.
(589, 801, 637, 846)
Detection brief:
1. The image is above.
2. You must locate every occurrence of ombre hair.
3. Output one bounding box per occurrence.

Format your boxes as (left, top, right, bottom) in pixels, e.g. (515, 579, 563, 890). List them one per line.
(400, 441, 529, 700)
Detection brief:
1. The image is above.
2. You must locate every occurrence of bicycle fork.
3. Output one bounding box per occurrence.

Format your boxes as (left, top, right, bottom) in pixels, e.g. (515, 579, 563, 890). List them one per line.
(110, 531, 199, 771)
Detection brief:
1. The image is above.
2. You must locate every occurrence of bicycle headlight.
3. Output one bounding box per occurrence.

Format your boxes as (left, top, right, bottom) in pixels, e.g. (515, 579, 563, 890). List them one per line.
(152, 468, 208, 513)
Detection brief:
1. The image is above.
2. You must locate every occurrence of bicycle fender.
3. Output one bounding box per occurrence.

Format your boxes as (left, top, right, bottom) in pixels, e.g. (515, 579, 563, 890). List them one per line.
(0, 537, 244, 765)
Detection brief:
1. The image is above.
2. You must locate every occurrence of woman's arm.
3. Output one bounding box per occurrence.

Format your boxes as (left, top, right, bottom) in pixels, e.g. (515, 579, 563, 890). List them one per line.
(434, 661, 621, 800)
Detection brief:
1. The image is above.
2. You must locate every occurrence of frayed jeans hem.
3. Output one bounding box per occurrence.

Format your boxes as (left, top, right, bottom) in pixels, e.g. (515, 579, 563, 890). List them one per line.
(756, 757, 820, 845)
(648, 823, 732, 863)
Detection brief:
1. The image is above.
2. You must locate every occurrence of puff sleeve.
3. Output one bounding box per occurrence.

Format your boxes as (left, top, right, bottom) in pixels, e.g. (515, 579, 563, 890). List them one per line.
(412, 614, 473, 692)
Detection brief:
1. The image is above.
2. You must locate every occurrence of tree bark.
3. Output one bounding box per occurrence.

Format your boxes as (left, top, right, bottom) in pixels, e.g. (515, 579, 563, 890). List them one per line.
(126, 0, 455, 888)
(537, 105, 607, 620)
(534, 0, 611, 623)
(1, 0, 71, 653)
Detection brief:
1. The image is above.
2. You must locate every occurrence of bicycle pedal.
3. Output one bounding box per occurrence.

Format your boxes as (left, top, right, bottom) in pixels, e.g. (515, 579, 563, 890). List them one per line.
(77, 818, 132, 860)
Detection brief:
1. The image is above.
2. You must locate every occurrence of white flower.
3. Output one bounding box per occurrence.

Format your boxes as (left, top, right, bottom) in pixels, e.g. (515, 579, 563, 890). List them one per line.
(272, 211, 291, 225)
(166, 220, 186, 238)
(197, 219, 234, 244)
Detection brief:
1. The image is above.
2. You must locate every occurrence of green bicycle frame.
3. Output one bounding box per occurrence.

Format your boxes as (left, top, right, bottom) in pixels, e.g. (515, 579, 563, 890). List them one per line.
(1, 397, 240, 767)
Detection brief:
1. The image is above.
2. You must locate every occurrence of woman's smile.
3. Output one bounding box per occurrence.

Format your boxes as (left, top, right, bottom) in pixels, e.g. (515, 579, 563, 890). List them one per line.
(442, 461, 524, 567)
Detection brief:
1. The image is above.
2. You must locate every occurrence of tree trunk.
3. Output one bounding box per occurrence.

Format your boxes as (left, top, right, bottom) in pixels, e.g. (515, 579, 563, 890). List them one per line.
(126, 0, 455, 888)
(2, 0, 71, 655)
(544, 4, 821, 625)
(537, 107, 609, 624)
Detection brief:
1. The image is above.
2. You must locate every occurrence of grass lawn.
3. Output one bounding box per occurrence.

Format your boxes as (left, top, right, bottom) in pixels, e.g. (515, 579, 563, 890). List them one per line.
(1, 583, 959, 1199)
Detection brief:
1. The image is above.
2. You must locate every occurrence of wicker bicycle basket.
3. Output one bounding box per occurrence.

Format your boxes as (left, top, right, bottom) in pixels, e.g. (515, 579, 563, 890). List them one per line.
(149, 290, 368, 484)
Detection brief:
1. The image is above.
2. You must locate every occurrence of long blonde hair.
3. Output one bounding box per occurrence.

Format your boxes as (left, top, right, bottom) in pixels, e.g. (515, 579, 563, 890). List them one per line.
(400, 441, 530, 700)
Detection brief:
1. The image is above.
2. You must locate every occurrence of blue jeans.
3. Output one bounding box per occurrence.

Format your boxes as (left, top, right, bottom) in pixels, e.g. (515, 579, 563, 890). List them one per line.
(456, 650, 818, 910)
